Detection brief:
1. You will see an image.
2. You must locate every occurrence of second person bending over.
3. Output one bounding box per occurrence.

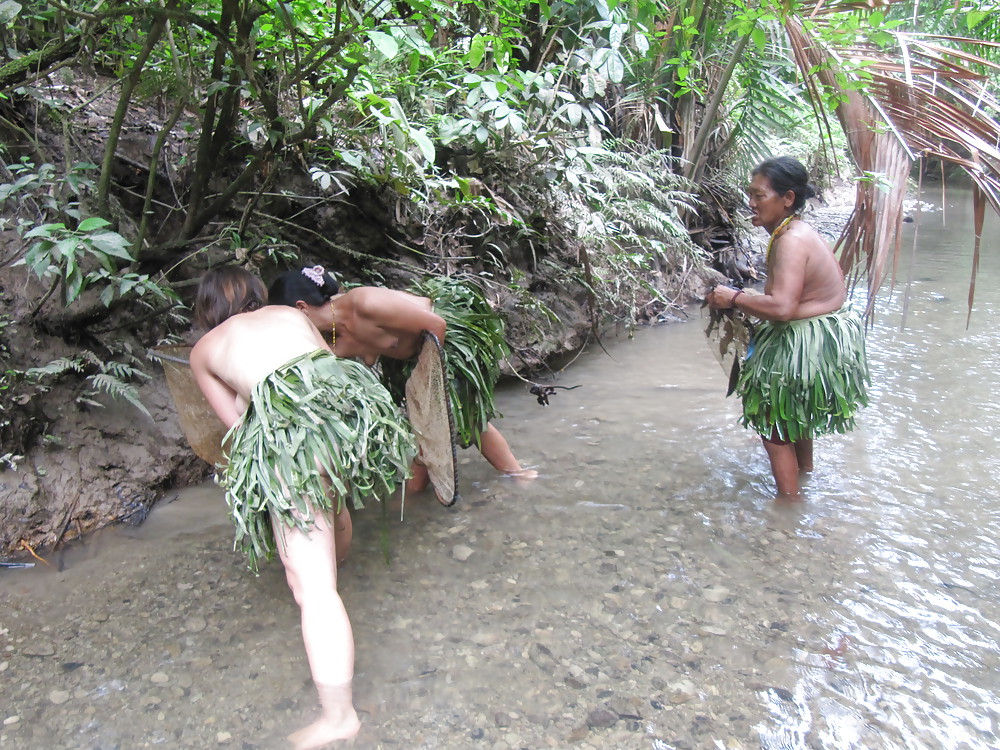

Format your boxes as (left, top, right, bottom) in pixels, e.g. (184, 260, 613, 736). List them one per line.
(268, 266, 537, 487)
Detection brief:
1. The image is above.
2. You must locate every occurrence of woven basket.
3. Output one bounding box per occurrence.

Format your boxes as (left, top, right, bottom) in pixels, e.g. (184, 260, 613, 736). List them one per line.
(153, 345, 227, 466)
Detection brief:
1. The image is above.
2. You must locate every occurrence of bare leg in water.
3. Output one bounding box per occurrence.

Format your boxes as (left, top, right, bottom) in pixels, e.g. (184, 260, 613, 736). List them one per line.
(478, 423, 538, 480)
(762, 437, 802, 500)
(275, 506, 361, 749)
(794, 439, 813, 473)
(406, 421, 537, 494)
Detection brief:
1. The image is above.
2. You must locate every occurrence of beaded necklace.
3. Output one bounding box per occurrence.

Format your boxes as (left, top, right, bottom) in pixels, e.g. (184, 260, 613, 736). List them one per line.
(766, 215, 795, 263)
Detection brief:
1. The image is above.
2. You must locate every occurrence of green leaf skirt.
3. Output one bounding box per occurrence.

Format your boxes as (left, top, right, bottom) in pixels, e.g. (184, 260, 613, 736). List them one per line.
(220, 349, 416, 570)
(736, 306, 869, 442)
(381, 277, 510, 449)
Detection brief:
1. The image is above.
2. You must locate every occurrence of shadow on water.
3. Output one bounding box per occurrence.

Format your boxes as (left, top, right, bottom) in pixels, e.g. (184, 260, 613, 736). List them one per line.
(3, 193, 1000, 749)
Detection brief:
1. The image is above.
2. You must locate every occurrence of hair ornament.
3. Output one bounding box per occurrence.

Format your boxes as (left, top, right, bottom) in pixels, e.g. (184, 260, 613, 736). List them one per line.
(301, 265, 326, 286)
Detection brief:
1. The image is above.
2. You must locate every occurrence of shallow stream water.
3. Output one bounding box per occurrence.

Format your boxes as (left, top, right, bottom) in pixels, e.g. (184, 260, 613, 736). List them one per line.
(2, 193, 999, 749)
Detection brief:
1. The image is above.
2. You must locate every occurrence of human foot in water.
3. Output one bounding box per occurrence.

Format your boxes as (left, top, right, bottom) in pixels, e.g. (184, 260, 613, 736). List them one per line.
(288, 712, 360, 749)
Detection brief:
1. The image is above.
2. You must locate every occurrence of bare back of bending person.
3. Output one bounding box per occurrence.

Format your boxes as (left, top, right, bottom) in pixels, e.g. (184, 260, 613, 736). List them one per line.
(270, 271, 538, 484)
(190, 280, 360, 749)
(707, 159, 850, 499)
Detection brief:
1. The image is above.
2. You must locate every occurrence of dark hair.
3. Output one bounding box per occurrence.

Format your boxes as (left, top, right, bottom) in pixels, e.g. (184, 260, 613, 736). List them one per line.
(268, 266, 340, 307)
(751, 156, 817, 213)
(194, 266, 268, 330)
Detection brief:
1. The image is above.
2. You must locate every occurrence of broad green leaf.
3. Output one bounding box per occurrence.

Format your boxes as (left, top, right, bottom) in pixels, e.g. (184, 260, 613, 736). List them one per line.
(410, 128, 435, 164)
(606, 50, 625, 84)
(609, 24, 625, 48)
(0, 1, 22, 24)
(205, 80, 229, 96)
(339, 150, 364, 169)
(967, 10, 987, 30)
(65, 258, 84, 304)
(468, 34, 486, 68)
(367, 31, 399, 59)
(24, 223, 64, 239)
(87, 231, 135, 260)
(54, 237, 78, 261)
(566, 103, 583, 126)
(78, 217, 111, 232)
(508, 112, 525, 135)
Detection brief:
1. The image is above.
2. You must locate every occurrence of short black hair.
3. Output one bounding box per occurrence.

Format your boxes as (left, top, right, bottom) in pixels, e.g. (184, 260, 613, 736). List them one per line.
(268, 267, 340, 307)
(194, 266, 267, 329)
(752, 156, 817, 213)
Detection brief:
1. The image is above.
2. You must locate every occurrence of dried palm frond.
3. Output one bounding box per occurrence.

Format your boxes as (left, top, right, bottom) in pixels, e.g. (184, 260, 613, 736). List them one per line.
(782, 1, 1000, 318)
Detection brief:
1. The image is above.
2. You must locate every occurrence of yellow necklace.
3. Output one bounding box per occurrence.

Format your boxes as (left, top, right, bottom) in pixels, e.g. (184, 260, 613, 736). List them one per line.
(329, 298, 337, 349)
(766, 215, 795, 263)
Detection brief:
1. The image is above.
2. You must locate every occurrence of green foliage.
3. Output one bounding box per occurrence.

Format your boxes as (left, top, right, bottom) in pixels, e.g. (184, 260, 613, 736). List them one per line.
(738, 310, 869, 442)
(222, 352, 415, 571)
(557, 143, 708, 324)
(0, 159, 95, 230)
(1, 159, 180, 308)
(381, 276, 511, 448)
(21, 218, 135, 304)
(0, 156, 184, 433)
(2, 0, 996, 373)
(0, 307, 25, 470)
(25, 349, 152, 419)
(505, 266, 561, 339)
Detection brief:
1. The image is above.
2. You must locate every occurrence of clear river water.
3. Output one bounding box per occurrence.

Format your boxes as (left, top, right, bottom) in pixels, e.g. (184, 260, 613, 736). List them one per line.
(1, 192, 998, 750)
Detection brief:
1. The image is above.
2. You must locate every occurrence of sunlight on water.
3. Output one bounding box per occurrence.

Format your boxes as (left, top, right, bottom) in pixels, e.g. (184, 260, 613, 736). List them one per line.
(488, 190, 1000, 749)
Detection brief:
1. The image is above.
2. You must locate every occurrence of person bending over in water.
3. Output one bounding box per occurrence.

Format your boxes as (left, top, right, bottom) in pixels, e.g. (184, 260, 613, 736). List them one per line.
(269, 266, 537, 491)
(707, 156, 869, 499)
(190, 266, 415, 748)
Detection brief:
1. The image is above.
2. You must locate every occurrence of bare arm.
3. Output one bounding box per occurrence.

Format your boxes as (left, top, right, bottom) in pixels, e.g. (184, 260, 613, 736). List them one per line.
(190, 342, 243, 429)
(362, 291, 447, 343)
(707, 236, 807, 322)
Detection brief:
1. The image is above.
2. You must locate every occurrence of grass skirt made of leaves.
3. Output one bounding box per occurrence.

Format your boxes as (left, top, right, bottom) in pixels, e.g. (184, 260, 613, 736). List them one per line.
(736, 306, 869, 442)
(381, 277, 510, 449)
(221, 349, 416, 570)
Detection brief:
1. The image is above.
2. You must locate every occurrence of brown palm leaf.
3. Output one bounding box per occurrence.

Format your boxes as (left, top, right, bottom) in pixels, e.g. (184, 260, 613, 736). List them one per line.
(782, 2, 1000, 318)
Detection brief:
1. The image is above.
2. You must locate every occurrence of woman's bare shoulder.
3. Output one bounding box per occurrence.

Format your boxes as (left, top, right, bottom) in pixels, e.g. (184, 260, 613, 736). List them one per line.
(350, 286, 428, 310)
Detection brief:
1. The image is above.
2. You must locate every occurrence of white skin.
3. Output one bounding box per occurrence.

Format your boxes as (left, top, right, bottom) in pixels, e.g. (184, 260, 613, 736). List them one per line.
(293, 286, 538, 487)
(190, 305, 360, 748)
(706, 172, 847, 500)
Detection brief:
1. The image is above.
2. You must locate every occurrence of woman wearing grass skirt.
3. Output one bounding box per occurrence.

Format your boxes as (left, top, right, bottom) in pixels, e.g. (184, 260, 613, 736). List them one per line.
(190, 266, 415, 749)
(707, 156, 869, 499)
(268, 267, 537, 494)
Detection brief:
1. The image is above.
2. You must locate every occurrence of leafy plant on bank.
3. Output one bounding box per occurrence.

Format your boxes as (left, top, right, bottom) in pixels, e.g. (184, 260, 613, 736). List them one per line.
(0, 157, 180, 433)
(25, 349, 152, 419)
(557, 143, 707, 328)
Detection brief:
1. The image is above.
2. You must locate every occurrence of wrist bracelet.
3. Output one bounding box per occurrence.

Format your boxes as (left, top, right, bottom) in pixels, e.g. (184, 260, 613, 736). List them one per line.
(731, 289, 744, 307)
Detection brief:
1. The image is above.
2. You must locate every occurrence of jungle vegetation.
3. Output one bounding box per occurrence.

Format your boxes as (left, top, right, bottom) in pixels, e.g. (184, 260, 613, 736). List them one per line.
(0, 0, 998, 469)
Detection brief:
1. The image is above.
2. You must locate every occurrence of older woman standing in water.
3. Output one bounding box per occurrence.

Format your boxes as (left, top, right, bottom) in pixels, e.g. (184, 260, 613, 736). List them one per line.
(707, 156, 869, 499)
(189, 266, 415, 749)
(268, 267, 537, 492)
